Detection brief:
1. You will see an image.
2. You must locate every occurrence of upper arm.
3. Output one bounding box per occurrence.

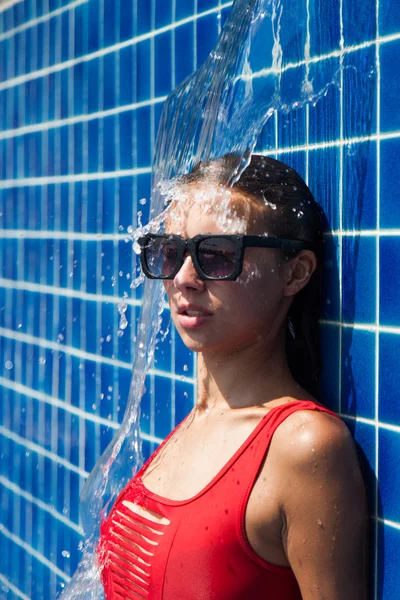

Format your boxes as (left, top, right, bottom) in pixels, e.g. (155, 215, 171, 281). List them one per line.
(275, 412, 369, 600)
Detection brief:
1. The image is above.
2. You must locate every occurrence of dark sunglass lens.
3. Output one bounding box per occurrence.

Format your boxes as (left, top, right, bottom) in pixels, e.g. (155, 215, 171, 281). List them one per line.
(144, 237, 178, 277)
(198, 238, 236, 278)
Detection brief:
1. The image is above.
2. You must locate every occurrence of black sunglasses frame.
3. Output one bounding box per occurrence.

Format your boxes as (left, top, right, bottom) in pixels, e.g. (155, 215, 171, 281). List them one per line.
(138, 233, 314, 281)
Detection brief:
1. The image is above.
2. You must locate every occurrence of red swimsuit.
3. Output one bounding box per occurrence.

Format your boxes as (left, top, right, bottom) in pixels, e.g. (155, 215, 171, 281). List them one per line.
(98, 400, 338, 599)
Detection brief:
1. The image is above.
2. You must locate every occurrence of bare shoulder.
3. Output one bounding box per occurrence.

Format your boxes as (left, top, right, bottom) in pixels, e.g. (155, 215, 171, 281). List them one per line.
(270, 405, 359, 473)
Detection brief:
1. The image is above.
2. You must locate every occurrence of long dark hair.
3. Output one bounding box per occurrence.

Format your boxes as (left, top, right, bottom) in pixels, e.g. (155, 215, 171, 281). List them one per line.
(179, 154, 325, 400)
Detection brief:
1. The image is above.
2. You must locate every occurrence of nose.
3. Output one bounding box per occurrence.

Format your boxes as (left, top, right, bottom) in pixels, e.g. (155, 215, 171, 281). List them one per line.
(173, 253, 206, 292)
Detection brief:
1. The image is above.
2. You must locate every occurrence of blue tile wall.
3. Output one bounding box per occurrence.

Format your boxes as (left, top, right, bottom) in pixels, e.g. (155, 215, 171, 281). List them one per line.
(0, 0, 398, 598)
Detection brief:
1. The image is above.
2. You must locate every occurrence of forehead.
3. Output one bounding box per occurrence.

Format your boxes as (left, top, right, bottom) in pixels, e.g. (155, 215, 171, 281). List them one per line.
(164, 183, 268, 237)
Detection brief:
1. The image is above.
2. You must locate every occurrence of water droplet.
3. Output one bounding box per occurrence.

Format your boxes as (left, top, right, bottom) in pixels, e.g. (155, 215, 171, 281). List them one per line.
(39, 357, 46, 365)
(61, 550, 70, 558)
(5, 361, 13, 369)
(17, 323, 22, 329)
(108, 386, 113, 392)
(317, 519, 323, 527)
(106, 335, 112, 342)
(139, 198, 147, 205)
(183, 364, 188, 372)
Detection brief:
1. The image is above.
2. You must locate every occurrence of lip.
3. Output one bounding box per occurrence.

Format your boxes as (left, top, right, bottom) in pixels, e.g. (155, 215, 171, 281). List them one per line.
(176, 303, 213, 329)
(177, 303, 213, 316)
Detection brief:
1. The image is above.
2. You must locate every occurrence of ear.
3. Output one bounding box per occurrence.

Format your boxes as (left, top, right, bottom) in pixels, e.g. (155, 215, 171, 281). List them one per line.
(282, 250, 318, 297)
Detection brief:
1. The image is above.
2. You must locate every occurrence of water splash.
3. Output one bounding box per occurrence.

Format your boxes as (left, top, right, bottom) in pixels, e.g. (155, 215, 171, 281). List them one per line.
(58, 0, 371, 596)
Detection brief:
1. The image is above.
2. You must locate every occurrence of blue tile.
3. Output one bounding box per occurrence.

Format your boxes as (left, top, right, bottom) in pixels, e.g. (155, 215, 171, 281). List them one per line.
(61, 11, 70, 62)
(343, 47, 376, 139)
(380, 41, 400, 133)
(176, 0, 195, 21)
(154, 377, 172, 439)
(341, 328, 375, 419)
(308, 147, 340, 233)
(74, 123, 83, 173)
(88, 120, 99, 172)
(103, 116, 116, 171)
(380, 237, 400, 326)
(308, 58, 340, 144)
(155, 0, 172, 28)
(119, 46, 134, 105)
(309, 0, 340, 56)
(319, 323, 340, 413)
(380, 0, 400, 36)
(60, 69, 69, 119)
(198, 0, 219, 11)
(48, 17, 57, 66)
(175, 380, 194, 425)
(153, 312, 172, 372)
(343, 0, 376, 45)
(73, 63, 84, 115)
(175, 23, 195, 85)
(136, 40, 151, 101)
(103, 53, 116, 110)
(342, 235, 376, 324)
(378, 429, 400, 522)
(119, 111, 134, 169)
(74, 3, 85, 57)
(379, 333, 400, 425)
(378, 523, 400, 600)
(87, 0, 100, 53)
(343, 142, 377, 231)
(120, 1, 133, 41)
(102, 179, 116, 234)
(155, 32, 172, 97)
(196, 14, 219, 67)
(87, 59, 99, 113)
(380, 139, 400, 228)
(104, 0, 117, 47)
(136, 106, 151, 167)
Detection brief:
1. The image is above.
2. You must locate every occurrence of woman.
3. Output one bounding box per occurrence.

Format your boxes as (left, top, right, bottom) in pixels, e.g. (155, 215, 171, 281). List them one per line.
(98, 155, 368, 599)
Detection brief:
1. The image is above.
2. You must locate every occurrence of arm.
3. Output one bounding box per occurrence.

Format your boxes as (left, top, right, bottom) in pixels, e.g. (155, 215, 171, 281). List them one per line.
(276, 411, 369, 600)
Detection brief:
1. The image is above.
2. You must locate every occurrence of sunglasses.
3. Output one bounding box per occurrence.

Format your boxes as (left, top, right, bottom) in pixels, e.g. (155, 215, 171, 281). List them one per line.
(137, 234, 313, 281)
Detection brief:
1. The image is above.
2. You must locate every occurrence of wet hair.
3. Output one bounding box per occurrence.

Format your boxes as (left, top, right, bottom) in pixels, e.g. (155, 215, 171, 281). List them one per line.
(179, 153, 325, 400)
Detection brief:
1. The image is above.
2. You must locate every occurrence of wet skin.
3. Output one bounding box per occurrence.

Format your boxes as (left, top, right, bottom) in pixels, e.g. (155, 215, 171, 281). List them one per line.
(141, 187, 368, 599)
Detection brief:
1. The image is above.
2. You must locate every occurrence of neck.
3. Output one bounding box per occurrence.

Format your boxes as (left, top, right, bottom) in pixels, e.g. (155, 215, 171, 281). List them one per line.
(195, 326, 300, 415)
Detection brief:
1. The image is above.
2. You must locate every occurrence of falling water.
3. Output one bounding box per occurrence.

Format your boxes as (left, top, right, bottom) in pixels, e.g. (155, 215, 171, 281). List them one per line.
(59, 0, 374, 596)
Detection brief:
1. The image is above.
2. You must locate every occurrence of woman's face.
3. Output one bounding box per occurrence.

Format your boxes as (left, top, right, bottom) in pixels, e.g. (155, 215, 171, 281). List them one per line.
(162, 184, 293, 356)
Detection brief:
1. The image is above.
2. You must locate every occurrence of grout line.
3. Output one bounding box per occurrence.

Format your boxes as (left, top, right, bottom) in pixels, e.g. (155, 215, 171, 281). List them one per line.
(0, 475, 83, 535)
(338, 0, 344, 416)
(0, 523, 71, 581)
(342, 413, 400, 434)
(0, 96, 168, 141)
(3, 226, 400, 241)
(374, 0, 381, 594)
(0, 230, 133, 240)
(0, 167, 152, 188)
(1, 128, 399, 187)
(320, 320, 400, 335)
(0, 277, 143, 306)
(376, 517, 400, 532)
(0, 573, 31, 600)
